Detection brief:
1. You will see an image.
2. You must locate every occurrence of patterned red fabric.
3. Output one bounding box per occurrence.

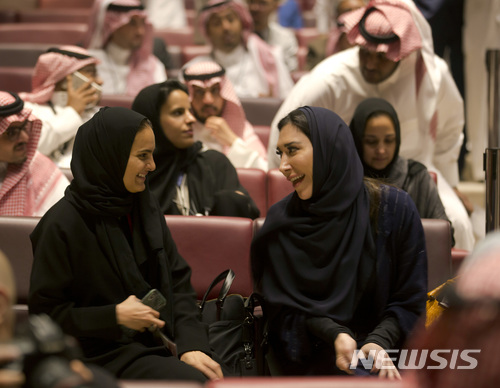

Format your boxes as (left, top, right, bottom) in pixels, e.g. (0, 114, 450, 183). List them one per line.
(341, 0, 422, 62)
(183, 61, 247, 139)
(19, 46, 99, 104)
(199, 0, 280, 97)
(86, 0, 157, 96)
(0, 92, 62, 215)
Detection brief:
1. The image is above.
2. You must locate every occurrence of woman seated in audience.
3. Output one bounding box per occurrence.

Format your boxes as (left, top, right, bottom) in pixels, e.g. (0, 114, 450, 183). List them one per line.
(132, 79, 259, 218)
(251, 106, 427, 377)
(349, 98, 454, 243)
(28, 107, 223, 382)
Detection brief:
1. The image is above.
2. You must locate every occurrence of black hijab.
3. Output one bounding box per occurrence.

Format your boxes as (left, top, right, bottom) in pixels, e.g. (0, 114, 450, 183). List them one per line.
(131, 82, 204, 214)
(252, 106, 375, 324)
(349, 97, 401, 179)
(65, 107, 174, 332)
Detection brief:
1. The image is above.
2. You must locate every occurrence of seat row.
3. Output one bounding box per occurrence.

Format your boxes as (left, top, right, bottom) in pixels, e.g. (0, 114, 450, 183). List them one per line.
(0, 213, 453, 308)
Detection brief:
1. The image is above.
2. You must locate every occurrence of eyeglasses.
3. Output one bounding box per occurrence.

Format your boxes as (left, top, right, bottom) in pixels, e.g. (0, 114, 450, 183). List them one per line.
(4, 122, 30, 142)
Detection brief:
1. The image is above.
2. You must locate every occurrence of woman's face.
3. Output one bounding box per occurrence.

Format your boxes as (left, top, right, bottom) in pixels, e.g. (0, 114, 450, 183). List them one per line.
(277, 123, 313, 200)
(159, 89, 196, 149)
(362, 114, 397, 170)
(123, 125, 156, 193)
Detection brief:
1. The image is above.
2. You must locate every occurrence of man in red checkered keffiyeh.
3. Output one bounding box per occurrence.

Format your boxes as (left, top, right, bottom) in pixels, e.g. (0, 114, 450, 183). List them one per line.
(191, 0, 293, 99)
(266, 0, 475, 251)
(0, 92, 69, 216)
(85, 0, 167, 96)
(182, 60, 267, 170)
(19, 45, 102, 169)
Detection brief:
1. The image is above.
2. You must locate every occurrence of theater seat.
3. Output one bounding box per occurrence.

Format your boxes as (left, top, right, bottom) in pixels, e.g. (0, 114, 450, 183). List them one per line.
(165, 215, 254, 299)
(421, 218, 452, 291)
(253, 125, 270, 149)
(17, 8, 92, 24)
(267, 168, 293, 209)
(0, 23, 87, 45)
(451, 248, 469, 275)
(120, 381, 203, 388)
(99, 94, 134, 109)
(237, 168, 267, 217)
(0, 67, 33, 93)
(0, 43, 51, 67)
(240, 97, 283, 127)
(207, 376, 403, 388)
(181, 45, 211, 65)
(0, 216, 40, 305)
(154, 27, 195, 47)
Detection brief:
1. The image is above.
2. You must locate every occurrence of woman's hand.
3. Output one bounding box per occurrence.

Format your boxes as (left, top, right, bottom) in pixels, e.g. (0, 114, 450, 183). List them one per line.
(358, 342, 401, 380)
(334, 332, 357, 374)
(180, 351, 223, 380)
(116, 295, 165, 332)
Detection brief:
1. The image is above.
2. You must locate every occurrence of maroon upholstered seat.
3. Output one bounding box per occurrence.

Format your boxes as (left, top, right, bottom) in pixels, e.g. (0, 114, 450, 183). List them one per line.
(0, 67, 33, 93)
(0, 216, 40, 304)
(0, 23, 87, 45)
(165, 215, 254, 299)
(253, 125, 270, 150)
(240, 97, 283, 127)
(181, 45, 211, 65)
(236, 168, 267, 217)
(207, 376, 403, 388)
(154, 27, 195, 47)
(267, 168, 293, 209)
(99, 95, 134, 109)
(421, 218, 452, 290)
(0, 43, 52, 67)
(17, 8, 92, 24)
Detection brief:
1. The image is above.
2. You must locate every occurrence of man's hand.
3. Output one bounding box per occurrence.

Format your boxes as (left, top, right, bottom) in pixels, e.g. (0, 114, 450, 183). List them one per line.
(204, 116, 238, 147)
(180, 351, 223, 380)
(66, 74, 100, 115)
(115, 295, 165, 332)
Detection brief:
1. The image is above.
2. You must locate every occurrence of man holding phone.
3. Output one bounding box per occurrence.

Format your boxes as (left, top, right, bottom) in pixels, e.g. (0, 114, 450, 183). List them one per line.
(19, 46, 103, 169)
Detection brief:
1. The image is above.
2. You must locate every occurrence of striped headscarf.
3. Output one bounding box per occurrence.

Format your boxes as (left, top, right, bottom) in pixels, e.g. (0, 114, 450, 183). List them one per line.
(341, 0, 423, 62)
(19, 46, 99, 104)
(0, 92, 43, 215)
(182, 60, 247, 138)
(86, 0, 157, 96)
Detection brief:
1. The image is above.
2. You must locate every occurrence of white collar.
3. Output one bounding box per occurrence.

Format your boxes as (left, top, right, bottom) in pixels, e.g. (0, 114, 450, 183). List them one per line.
(213, 45, 246, 67)
(106, 42, 132, 65)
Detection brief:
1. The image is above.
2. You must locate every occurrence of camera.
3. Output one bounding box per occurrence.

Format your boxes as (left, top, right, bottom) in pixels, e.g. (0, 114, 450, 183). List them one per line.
(3, 314, 91, 388)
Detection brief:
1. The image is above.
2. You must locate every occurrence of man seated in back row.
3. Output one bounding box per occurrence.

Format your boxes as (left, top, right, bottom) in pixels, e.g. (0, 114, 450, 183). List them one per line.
(0, 92, 68, 216)
(181, 60, 268, 170)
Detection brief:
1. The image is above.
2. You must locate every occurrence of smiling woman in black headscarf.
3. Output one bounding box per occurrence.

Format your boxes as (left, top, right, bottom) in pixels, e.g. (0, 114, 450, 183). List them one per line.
(131, 79, 259, 218)
(28, 107, 223, 382)
(251, 106, 427, 378)
(349, 97, 451, 226)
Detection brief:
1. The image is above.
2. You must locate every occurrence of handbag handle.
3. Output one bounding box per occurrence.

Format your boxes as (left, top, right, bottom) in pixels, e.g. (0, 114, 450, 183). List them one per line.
(199, 269, 235, 312)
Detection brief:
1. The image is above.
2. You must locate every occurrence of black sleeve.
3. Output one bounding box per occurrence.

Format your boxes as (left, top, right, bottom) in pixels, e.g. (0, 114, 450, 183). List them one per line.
(306, 316, 355, 348)
(364, 315, 401, 350)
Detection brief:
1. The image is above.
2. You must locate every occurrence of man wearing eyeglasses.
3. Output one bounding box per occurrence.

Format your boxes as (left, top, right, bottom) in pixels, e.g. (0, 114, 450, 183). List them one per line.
(0, 92, 69, 216)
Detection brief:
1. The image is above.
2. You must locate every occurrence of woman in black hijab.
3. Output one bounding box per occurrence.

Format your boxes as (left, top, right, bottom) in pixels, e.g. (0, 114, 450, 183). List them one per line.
(251, 106, 427, 378)
(28, 107, 223, 381)
(349, 97, 451, 225)
(131, 79, 259, 218)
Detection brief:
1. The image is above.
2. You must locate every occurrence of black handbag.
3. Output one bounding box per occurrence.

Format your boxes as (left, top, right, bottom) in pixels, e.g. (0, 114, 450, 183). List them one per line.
(199, 269, 267, 376)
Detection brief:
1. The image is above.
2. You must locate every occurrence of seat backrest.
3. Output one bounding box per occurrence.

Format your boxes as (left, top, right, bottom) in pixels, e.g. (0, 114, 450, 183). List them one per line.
(181, 45, 211, 65)
(267, 168, 293, 209)
(154, 27, 195, 47)
(0, 216, 40, 304)
(0, 23, 87, 45)
(240, 97, 283, 126)
(421, 218, 452, 291)
(253, 125, 270, 149)
(0, 43, 51, 67)
(0, 67, 33, 93)
(18, 8, 92, 24)
(236, 168, 267, 217)
(165, 215, 254, 299)
(99, 95, 134, 109)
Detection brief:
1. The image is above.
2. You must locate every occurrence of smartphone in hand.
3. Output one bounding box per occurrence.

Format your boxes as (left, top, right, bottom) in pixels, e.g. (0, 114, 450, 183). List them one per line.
(141, 289, 167, 312)
(71, 71, 102, 92)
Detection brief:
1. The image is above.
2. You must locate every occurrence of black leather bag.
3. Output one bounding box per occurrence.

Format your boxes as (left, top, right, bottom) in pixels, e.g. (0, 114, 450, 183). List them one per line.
(199, 269, 267, 376)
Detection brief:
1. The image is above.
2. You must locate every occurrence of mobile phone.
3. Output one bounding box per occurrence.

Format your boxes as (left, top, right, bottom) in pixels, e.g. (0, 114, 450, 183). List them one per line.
(141, 289, 167, 312)
(71, 71, 102, 93)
